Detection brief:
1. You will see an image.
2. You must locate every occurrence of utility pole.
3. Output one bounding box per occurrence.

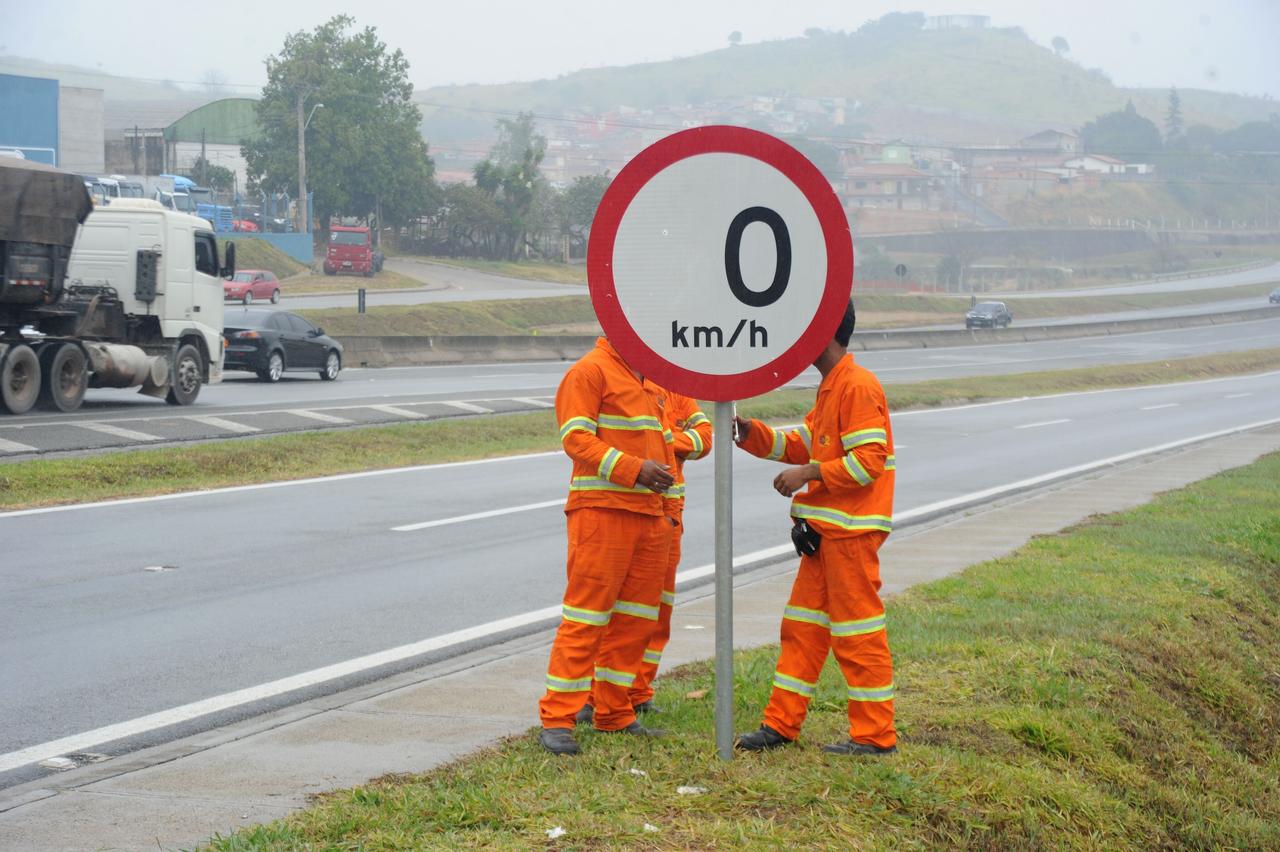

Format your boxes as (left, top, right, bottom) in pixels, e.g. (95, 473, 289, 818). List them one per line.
(200, 129, 207, 187)
(296, 91, 308, 235)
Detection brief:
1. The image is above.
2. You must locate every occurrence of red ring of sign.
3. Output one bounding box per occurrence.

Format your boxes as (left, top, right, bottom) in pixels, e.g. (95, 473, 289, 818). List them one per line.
(588, 125, 854, 401)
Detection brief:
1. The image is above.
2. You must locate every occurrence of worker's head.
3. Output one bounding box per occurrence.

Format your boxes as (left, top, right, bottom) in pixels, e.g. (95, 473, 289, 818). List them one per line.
(834, 300, 856, 347)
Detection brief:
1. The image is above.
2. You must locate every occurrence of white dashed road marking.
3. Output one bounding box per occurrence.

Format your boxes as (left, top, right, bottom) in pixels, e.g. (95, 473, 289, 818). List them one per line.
(442, 400, 492, 414)
(187, 416, 260, 434)
(393, 498, 564, 532)
(512, 397, 554, 408)
(1140, 403, 1179, 411)
(0, 436, 38, 453)
(78, 422, 162, 442)
(369, 404, 425, 419)
(287, 409, 353, 424)
(1015, 418, 1071, 430)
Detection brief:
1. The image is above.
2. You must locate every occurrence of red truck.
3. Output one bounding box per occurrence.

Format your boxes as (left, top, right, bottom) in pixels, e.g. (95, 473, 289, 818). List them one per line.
(323, 225, 383, 277)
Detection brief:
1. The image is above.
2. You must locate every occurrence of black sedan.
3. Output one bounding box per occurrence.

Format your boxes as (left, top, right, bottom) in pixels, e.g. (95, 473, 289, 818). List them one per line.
(223, 307, 343, 382)
(1270, 287, 1280, 305)
(965, 301, 1013, 329)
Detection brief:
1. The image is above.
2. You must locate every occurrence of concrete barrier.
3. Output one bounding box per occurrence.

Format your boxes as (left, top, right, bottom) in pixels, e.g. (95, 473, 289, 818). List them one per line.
(336, 306, 1280, 367)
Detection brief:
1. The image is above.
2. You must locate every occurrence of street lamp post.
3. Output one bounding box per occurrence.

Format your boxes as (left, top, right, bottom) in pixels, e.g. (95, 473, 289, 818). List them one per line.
(296, 98, 323, 234)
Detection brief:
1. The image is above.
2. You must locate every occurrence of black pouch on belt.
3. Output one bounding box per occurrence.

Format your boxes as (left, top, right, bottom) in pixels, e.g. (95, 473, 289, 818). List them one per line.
(791, 519, 821, 557)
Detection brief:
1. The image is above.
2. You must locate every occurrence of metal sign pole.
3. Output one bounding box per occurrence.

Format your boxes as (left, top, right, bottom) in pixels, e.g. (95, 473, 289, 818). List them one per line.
(713, 400, 734, 760)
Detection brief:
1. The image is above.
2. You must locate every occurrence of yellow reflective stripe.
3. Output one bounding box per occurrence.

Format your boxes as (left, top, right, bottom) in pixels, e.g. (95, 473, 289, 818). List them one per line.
(885, 454, 896, 471)
(792, 504, 893, 533)
(594, 666, 636, 687)
(569, 477, 651, 494)
(847, 682, 895, 702)
(660, 589, 676, 606)
(686, 411, 709, 428)
(662, 483, 686, 500)
(798, 425, 812, 451)
(783, 605, 830, 628)
(831, 612, 887, 637)
(546, 673, 593, 692)
(772, 671, 817, 697)
(766, 427, 786, 461)
(842, 452, 873, 486)
(613, 599, 660, 621)
(597, 414, 663, 431)
(559, 417, 598, 440)
(642, 649, 663, 666)
(841, 428, 887, 450)
(562, 604, 611, 626)
(598, 448, 622, 480)
(685, 429, 705, 458)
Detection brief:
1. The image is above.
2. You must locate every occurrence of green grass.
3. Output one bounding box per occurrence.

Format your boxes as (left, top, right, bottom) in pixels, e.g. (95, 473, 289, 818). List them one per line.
(406, 255, 587, 285)
(0, 347, 1274, 511)
(296, 296, 598, 336)
(286, 269, 423, 295)
(219, 238, 309, 280)
(206, 450, 1280, 849)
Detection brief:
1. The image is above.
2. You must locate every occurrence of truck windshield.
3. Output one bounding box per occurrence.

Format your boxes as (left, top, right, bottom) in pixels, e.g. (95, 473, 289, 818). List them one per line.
(187, 187, 213, 206)
(120, 183, 144, 198)
(331, 231, 368, 246)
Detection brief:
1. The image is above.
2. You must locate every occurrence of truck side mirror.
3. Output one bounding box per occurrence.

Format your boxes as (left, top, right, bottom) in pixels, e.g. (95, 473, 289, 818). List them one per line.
(222, 242, 236, 280)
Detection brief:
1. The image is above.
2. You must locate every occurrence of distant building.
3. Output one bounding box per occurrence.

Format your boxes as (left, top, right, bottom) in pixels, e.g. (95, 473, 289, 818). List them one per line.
(59, 86, 105, 173)
(0, 73, 60, 165)
(1019, 129, 1080, 154)
(840, 164, 935, 211)
(924, 15, 990, 30)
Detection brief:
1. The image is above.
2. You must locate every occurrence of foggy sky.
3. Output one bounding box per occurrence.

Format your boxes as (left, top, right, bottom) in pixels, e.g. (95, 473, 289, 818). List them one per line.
(5, 0, 1279, 99)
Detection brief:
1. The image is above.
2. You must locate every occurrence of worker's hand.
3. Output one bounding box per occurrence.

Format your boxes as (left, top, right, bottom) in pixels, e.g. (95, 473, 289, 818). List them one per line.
(637, 460, 675, 493)
(733, 416, 753, 445)
(773, 464, 819, 498)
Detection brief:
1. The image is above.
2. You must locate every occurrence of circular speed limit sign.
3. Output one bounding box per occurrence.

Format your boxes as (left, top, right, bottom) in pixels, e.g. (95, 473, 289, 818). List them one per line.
(588, 126, 853, 401)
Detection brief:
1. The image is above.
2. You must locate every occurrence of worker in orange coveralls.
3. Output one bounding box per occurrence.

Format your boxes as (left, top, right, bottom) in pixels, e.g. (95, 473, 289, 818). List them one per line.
(538, 337, 677, 756)
(576, 385, 713, 724)
(733, 301, 898, 756)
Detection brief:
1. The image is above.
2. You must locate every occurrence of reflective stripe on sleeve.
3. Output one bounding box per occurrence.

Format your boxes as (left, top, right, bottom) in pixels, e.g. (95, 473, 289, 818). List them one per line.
(613, 599, 660, 621)
(831, 612, 887, 637)
(559, 417, 598, 440)
(772, 671, 817, 697)
(842, 452, 873, 486)
(642, 649, 663, 666)
(791, 504, 893, 533)
(546, 673, 593, 692)
(660, 590, 676, 606)
(662, 484, 686, 501)
(562, 604, 611, 626)
(598, 447, 623, 480)
(885, 455, 896, 471)
(663, 428, 674, 444)
(594, 666, 636, 687)
(798, 424, 812, 451)
(847, 682, 895, 702)
(569, 476, 652, 494)
(783, 605, 830, 628)
(766, 427, 786, 461)
(685, 429, 705, 458)
(686, 411, 709, 428)
(841, 428, 887, 450)
(597, 413, 663, 432)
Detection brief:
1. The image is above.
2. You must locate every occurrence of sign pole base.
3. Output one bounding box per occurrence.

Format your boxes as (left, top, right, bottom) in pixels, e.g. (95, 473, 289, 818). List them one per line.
(713, 401, 734, 761)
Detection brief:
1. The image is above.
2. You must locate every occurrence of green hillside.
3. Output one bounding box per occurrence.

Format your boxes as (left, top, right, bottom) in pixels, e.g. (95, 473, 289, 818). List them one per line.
(418, 21, 1274, 140)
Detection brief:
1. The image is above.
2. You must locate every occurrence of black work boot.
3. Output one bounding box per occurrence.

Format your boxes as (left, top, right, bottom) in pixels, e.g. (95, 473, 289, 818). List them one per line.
(574, 704, 594, 725)
(822, 739, 897, 756)
(633, 700, 663, 715)
(600, 720, 665, 737)
(735, 725, 793, 752)
(539, 727, 580, 755)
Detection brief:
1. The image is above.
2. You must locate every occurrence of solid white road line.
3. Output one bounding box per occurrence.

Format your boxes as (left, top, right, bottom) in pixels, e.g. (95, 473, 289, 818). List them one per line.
(77, 422, 162, 442)
(0, 436, 38, 453)
(1141, 403, 1179, 411)
(4, 414, 1278, 775)
(393, 499, 564, 532)
(442, 400, 492, 414)
(1224, 393, 1253, 399)
(512, 397, 554, 408)
(188, 416, 260, 434)
(288, 409, 353, 424)
(1015, 419, 1071, 429)
(369, 404, 425, 419)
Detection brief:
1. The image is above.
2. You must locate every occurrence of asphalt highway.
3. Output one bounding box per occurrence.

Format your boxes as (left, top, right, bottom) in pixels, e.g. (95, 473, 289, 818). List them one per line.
(3, 368, 1278, 783)
(0, 315, 1276, 458)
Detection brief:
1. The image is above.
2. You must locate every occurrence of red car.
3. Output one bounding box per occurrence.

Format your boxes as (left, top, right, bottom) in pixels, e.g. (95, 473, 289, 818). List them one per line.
(232, 219, 260, 232)
(224, 269, 281, 305)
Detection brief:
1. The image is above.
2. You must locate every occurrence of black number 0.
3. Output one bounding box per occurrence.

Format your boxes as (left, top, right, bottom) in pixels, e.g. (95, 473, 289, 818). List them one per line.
(724, 206, 792, 308)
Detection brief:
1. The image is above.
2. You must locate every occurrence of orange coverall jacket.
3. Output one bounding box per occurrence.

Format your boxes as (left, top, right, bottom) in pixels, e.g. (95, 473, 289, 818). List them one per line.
(739, 353, 895, 538)
(643, 383, 712, 521)
(557, 338, 675, 515)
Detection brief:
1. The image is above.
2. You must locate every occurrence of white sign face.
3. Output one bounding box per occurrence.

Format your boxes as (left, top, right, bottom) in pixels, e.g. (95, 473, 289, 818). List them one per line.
(589, 126, 853, 401)
(611, 153, 827, 376)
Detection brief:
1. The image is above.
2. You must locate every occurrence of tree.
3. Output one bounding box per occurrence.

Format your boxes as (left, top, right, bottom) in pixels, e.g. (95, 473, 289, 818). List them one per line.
(558, 174, 611, 254)
(242, 16, 436, 240)
(469, 113, 549, 259)
(184, 157, 234, 193)
(1051, 36, 1070, 56)
(1165, 87, 1185, 145)
(1080, 100, 1162, 158)
(728, 30, 742, 47)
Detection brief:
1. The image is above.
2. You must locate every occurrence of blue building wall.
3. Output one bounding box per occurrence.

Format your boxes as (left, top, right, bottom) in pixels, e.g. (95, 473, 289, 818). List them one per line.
(0, 74, 59, 165)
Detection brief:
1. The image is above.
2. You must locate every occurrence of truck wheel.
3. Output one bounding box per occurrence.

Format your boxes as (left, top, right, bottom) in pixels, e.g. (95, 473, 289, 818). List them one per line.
(319, 350, 340, 381)
(258, 351, 284, 383)
(165, 344, 203, 406)
(0, 345, 41, 415)
(38, 343, 87, 412)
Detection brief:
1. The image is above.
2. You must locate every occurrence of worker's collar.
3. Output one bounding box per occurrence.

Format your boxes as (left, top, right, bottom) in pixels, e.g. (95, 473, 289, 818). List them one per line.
(817, 352, 854, 393)
(597, 337, 643, 382)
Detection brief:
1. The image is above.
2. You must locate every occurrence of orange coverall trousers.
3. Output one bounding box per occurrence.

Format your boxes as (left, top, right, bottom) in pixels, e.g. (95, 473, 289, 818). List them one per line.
(539, 507, 670, 731)
(626, 517, 681, 706)
(763, 531, 896, 749)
